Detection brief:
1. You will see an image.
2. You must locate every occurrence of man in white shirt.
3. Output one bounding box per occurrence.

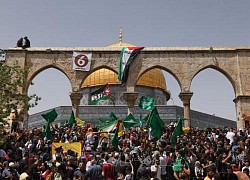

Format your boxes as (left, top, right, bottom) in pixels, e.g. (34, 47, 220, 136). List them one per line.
(151, 159, 161, 180)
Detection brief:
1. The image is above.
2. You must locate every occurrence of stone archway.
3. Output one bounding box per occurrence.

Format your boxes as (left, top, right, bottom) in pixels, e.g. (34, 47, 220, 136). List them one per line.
(5, 47, 250, 129)
(190, 67, 236, 126)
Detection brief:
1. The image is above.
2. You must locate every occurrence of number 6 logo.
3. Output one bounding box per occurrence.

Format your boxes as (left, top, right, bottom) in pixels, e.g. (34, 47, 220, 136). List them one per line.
(74, 54, 88, 67)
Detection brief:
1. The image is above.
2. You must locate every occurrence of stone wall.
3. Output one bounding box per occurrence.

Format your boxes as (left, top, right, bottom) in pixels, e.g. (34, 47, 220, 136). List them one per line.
(80, 85, 167, 106)
(5, 47, 250, 129)
(28, 105, 236, 129)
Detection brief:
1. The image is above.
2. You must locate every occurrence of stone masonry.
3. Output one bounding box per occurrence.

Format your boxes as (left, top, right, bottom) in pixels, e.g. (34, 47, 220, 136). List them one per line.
(5, 47, 250, 129)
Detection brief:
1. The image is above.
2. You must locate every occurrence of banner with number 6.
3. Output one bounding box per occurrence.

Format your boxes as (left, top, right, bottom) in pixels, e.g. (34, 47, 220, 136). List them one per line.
(72, 52, 92, 71)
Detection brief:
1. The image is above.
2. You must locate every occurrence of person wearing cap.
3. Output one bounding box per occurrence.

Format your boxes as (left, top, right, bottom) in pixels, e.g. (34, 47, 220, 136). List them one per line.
(8, 162, 19, 180)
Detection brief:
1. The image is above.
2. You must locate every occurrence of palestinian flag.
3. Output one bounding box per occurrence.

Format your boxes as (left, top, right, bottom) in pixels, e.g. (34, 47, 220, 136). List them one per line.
(111, 120, 123, 148)
(99, 120, 118, 133)
(91, 84, 111, 105)
(118, 47, 144, 86)
(99, 119, 124, 137)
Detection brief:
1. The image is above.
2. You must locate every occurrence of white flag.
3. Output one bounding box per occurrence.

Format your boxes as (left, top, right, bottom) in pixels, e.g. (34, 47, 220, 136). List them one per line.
(72, 52, 92, 71)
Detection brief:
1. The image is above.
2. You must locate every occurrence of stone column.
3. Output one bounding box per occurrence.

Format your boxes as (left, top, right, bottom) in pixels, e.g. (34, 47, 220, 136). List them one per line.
(179, 92, 193, 127)
(123, 92, 138, 115)
(233, 95, 250, 130)
(69, 92, 83, 117)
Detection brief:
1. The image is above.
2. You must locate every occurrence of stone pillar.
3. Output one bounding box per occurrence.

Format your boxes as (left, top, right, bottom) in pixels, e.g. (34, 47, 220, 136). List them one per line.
(179, 92, 193, 128)
(233, 95, 250, 130)
(22, 108, 29, 129)
(123, 92, 138, 115)
(69, 92, 83, 117)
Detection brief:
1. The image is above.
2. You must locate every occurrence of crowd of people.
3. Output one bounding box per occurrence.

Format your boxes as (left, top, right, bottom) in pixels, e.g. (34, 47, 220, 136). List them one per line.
(0, 122, 249, 180)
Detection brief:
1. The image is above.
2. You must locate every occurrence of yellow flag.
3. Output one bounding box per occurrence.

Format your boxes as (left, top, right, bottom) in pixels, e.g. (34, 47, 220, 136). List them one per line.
(76, 117, 85, 127)
(118, 122, 124, 137)
(51, 142, 82, 160)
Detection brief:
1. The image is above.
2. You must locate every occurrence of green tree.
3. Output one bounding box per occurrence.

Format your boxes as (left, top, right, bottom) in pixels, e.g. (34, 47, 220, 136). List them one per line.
(0, 60, 40, 127)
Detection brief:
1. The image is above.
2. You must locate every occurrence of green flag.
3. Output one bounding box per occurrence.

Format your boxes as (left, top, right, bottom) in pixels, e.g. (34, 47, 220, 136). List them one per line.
(139, 114, 143, 127)
(139, 96, 155, 110)
(139, 114, 149, 128)
(99, 116, 110, 123)
(109, 112, 118, 122)
(123, 113, 138, 129)
(173, 149, 189, 172)
(42, 109, 58, 123)
(42, 109, 57, 140)
(44, 123, 52, 139)
(170, 118, 188, 147)
(111, 120, 122, 148)
(99, 112, 118, 125)
(148, 108, 165, 139)
(68, 111, 76, 126)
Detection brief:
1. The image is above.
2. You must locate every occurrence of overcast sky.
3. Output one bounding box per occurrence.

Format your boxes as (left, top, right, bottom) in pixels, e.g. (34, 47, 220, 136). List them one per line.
(1, 0, 250, 120)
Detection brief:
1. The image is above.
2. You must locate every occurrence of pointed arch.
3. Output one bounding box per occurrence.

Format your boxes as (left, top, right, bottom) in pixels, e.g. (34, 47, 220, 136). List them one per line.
(190, 65, 236, 95)
(26, 65, 71, 94)
(190, 66, 236, 120)
(137, 65, 182, 90)
(27, 67, 72, 115)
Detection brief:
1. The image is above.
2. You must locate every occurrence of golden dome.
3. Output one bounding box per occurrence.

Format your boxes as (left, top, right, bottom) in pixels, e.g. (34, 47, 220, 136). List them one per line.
(107, 42, 135, 48)
(137, 69, 166, 89)
(82, 68, 166, 90)
(107, 28, 136, 48)
(82, 69, 120, 87)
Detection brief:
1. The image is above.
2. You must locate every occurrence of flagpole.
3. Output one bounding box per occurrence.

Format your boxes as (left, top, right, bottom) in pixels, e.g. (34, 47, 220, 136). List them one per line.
(110, 96, 116, 107)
